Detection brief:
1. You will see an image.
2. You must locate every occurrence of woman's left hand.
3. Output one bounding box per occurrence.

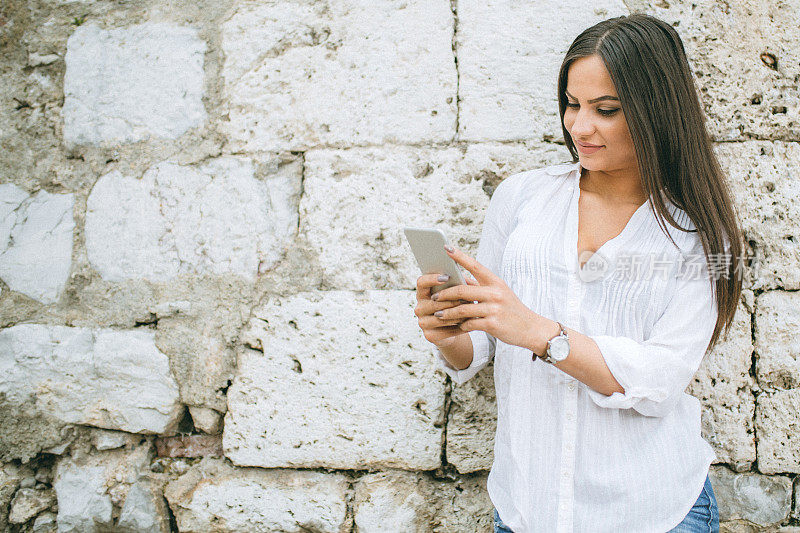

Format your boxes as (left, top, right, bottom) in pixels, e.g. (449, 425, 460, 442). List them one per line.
(432, 245, 547, 352)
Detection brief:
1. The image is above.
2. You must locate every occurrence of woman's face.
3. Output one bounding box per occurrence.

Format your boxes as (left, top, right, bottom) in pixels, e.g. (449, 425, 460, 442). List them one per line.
(562, 54, 637, 175)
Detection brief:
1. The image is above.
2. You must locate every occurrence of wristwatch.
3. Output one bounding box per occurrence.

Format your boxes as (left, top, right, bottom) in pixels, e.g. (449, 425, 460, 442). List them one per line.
(536, 321, 570, 364)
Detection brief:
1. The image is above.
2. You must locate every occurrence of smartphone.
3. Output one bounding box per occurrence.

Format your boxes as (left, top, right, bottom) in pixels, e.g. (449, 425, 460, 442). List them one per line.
(403, 227, 466, 295)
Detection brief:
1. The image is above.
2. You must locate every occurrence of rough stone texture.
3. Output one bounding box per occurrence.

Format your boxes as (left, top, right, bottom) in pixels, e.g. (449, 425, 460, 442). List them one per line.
(155, 435, 222, 458)
(353, 469, 492, 532)
(301, 143, 567, 290)
(32, 511, 57, 533)
(0, 28, 66, 188)
(8, 487, 57, 524)
(117, 479, 171, 533)
(0, 392, 76, 463)
(632, 0, 800, 142)
(59, 278, 256, 416)
(224, 290, 445, 470)
(188, 406, 223, 434)
(456, 0, 628, 142)
(0, 184, 74, 304)
(717, 141, 800, 291)
(710, 465, 792, 527)
(0, 324, 182, 435)
(446, 361, 496, 473)
(164, 457, 350, 533)
(0, 463, 22, 531)
(688, 297, 756, 470)
(53, 443, 153, 532)
(150, 280, 255, 413)
(755, 388, 800, 474)
(85, 157, 301, 283)
(220, 0, 456, 151)
(53, 462, 113, 532)
(63, 22, 207, 146)
(90, 428, 131, 451)
(754, 290, 800, 390)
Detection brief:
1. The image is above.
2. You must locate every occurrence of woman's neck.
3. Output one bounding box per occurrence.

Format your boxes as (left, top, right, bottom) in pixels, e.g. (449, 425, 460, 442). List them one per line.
(580, 166, 647, 207)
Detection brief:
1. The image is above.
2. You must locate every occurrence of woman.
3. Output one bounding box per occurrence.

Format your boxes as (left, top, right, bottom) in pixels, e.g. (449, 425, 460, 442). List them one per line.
(414, 14, 744, 533)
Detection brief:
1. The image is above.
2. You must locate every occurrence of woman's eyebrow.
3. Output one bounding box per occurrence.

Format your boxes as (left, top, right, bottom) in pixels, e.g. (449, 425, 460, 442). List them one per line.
(565, 90, 620, 103)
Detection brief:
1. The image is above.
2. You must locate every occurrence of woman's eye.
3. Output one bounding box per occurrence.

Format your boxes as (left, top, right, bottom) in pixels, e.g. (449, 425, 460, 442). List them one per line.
(566, 102, 619, 116)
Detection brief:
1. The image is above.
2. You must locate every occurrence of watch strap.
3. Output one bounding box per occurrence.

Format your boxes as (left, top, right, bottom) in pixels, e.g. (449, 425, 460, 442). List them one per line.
(536, 321, 568, 364)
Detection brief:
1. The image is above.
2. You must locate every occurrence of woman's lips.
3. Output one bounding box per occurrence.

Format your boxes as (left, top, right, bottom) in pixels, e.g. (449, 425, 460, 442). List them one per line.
(576, 141, 604, 154)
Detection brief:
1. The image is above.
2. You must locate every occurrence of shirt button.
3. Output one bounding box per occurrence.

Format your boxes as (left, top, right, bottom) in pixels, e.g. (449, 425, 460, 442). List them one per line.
(568, 383, 575, 391)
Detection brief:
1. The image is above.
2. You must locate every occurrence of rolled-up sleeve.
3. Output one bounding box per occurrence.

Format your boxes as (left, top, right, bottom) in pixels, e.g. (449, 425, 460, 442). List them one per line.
(436, 330, 497, 385)
(585, 247, 719, 417)
(433, 171, 528, 384)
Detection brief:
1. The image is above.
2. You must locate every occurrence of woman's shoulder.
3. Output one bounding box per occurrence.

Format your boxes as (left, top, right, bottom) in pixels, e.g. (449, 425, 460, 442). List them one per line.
(656, 195, 702, 254)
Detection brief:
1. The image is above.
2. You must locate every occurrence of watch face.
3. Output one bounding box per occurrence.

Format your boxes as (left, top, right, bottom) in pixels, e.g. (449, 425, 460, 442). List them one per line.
(550, 336, 570, 360)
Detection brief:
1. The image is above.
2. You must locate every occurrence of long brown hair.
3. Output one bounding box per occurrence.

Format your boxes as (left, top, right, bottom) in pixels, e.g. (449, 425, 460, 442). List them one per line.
(557, 13, 744, 351)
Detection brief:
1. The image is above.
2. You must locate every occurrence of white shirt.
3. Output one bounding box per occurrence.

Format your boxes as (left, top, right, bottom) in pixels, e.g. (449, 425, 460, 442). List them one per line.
(436, 161, 719, 533)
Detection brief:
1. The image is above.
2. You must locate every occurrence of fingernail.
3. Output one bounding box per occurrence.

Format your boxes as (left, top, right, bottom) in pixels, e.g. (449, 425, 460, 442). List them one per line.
(437, 274, 449, 282)
(434, 311, 443, 317)
(431, 293, 439, 301)
(444, 245, 454, 253)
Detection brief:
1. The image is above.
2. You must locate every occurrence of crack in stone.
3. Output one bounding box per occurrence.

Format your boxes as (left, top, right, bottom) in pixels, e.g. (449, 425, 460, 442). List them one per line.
(450, 0, 460, 143)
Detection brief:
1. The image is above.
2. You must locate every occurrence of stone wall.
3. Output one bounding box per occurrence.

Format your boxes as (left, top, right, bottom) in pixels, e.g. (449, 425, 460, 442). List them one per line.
(1, 0, 798, 531)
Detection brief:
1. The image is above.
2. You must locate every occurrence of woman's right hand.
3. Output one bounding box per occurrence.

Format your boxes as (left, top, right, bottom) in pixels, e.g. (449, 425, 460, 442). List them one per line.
(414, 273, 479, 348)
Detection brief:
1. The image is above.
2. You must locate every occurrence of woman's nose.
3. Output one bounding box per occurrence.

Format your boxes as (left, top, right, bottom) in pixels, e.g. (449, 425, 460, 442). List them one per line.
(570, 110, 595, 137)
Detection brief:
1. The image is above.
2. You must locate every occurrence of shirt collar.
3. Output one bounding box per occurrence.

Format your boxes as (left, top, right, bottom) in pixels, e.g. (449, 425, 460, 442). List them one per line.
(545, 160, 582, 176)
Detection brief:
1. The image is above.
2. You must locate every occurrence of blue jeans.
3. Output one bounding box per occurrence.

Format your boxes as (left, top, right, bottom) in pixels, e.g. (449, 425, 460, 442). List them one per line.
(493, 474, 719, 532)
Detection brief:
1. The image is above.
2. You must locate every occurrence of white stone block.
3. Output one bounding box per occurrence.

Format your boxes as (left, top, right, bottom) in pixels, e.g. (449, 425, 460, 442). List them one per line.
(710, 465, 792, 526)
(301, 144, 567, 290)
(188, 406, 223, 435)
(63, 22, 206, 146)
(0, 324, 182, 434)
(32, 512, 56, 532)
(118, 480, 171, 533)
(717, 141, 800, 290)
(220, 0, 456, 151)
(457, 0, 628, 142)
(354, 470, 492, 532)
(0, 184, 74, 304)
(636, 0, 800, 141)
(53, 463, 113, 532)
(446, 364, 496, 473)
(8, 487, 56, 525)
(91, 429, 132, 451)
(0, 463, 22, 530)
(53, 443, 152, 525)
(688, 299, 755, 470)
(85, 157, 300, 282)
(224, 290, 445, 470)
(164, 457, 349, 533)
(755, 388, 800, 474)
(755, 290, 800, 389)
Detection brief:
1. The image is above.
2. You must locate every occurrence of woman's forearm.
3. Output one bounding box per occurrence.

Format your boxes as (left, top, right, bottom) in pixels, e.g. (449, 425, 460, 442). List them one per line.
(437, 332, 474, 370)
(527, 317, 625, 397)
